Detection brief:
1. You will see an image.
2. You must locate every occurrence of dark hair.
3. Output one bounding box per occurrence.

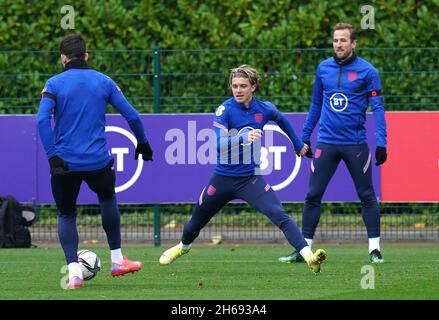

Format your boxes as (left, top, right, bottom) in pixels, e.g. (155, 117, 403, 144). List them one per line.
(59, 34, 86, 60)
(332, 23, 356, 42)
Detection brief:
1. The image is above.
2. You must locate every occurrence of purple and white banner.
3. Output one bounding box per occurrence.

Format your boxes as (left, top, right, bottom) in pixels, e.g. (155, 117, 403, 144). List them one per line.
(0, 114, 380, 204)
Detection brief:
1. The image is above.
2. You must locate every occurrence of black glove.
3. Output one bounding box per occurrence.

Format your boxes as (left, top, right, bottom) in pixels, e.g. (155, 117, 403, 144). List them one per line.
(375, 146, 387, 165)
(304, 141, 313, 158)
(49, 156, 69, 175)
(135, 141, 153, 161)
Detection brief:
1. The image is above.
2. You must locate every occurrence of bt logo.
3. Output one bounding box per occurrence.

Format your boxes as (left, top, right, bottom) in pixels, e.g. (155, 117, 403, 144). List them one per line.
(329, 92, 349, 112)
(164, 121, 302, 192)
(260, 124, 302, 191)
(105, 126, 143, 193)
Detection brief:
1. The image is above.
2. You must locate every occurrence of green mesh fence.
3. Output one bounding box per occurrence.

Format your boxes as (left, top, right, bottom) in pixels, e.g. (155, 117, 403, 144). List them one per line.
(1, 48, 438, 113)
(30, 203, 439, 243)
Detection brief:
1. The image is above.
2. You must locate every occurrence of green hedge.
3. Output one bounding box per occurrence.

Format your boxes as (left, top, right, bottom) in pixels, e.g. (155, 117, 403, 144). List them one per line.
(1, 0, 438, 113)
(1, 0, 438, 50)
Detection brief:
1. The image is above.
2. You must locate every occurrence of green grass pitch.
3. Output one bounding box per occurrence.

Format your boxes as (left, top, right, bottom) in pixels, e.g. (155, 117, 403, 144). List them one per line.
(0, 243, 438, 300)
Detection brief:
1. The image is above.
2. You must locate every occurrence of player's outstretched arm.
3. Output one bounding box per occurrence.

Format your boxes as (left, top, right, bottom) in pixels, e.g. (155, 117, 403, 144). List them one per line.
(108, 80, 153, 161)
(303, 141, 313, 158)
(274, 112, 304, 155)
(135, 141, 153, 161)
(298, 143, 309, 157)
(247, 129, 263, 143)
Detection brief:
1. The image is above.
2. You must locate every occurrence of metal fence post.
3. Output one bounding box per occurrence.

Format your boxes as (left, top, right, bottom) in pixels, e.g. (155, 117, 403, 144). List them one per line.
(153, 47, 161, 113)
(153, 47, 161, 246)
(153, 205, 161, 247)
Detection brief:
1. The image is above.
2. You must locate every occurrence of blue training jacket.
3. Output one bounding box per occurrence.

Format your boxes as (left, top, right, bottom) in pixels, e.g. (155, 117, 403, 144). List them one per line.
(302, 53, 387, 147)
(37, 60, 147, 171)
(213, 97, 303, 177)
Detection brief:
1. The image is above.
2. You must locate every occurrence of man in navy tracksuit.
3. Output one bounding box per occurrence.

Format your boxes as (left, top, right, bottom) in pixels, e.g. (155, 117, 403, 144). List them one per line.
(37, 34, 153, 288)
(279, 23, 387, 264)
(159, 65, 326, 274)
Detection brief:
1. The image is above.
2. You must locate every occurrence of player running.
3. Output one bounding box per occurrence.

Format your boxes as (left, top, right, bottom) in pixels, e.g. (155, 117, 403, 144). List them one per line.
(159, 65, 326, 274)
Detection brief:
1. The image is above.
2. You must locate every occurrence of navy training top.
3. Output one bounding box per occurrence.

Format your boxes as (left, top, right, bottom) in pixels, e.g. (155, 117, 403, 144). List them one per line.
(37, 60, 147, 171)
(302, 53, 387, 148)
(213, 97, 303, 176)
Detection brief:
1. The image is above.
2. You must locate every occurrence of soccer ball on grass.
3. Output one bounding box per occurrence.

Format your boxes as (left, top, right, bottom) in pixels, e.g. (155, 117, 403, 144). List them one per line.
(77, 249, 101, 281)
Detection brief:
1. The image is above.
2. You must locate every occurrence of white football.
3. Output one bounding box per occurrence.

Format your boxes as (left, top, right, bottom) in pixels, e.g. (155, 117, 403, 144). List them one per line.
(77, 249, 101, 281)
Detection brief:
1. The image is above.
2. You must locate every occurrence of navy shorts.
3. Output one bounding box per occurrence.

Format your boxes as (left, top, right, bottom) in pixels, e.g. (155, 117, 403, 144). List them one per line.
(50, 158, 115, 213)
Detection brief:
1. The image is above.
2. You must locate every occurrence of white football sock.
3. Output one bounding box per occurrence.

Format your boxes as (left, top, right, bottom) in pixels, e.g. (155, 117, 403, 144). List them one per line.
(180, 242, 191, 250)
(111, 248, 123, 264)
(368, 237, 381, 254)
(68, 262, 83, 280)
(299, 246, 313, 261)
(305, 238, 313, 249)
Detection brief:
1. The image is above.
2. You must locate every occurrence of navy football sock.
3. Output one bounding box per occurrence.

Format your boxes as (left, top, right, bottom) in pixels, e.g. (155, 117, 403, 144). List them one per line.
(58, 212, 79, 264)
(278, 217, 308, 251)
(361, 200, 381, 238)
(301, 201, 321, 240)
(99, 197, 121, 250)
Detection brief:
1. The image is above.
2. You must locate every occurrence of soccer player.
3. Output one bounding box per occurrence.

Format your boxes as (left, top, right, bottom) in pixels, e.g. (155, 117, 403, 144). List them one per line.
(37, 34, 153, 289)
(159, 65, 326, 274)
(278, 23, 387, 264)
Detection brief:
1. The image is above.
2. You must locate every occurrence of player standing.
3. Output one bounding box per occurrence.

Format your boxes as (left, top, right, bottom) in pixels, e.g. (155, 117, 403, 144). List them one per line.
(37, 34, 153, 288)
(279, 23, 387, 264)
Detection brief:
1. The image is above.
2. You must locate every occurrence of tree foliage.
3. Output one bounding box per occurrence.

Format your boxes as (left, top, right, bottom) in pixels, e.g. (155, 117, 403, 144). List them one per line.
(0, 0, 438, 113)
